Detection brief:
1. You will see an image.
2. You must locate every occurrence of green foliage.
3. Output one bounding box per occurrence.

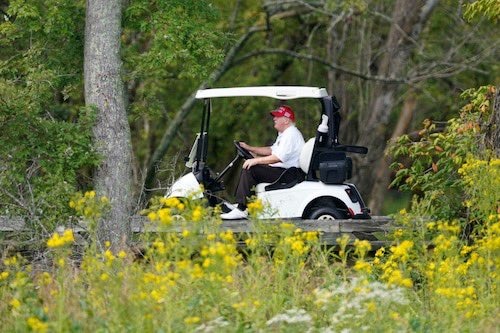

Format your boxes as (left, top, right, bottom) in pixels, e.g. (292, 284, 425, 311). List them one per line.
(0, 0, 96, 227)
(121, 0, 228, 180)
(123, 0, 226, 116)
(1, 0, 228, 228)
(463, 0, 500, 23)
(389, 86, 497, 220)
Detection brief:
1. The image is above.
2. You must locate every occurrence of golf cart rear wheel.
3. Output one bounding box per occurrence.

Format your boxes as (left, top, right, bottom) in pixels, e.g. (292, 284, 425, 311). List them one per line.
(308, 207, 345, 220)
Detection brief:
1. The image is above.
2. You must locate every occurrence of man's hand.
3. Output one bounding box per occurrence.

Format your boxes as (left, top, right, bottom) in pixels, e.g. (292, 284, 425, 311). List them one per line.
(239, 141, 251, 151)
(239, 142, 272, 157)
(239, 141, 256, 157)
(242, 158, 259, 169)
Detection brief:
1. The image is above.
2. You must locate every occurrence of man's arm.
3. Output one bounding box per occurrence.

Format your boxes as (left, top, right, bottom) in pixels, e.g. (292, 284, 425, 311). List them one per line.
(239, 142, 272, 156)
(242, 154, 281, 169)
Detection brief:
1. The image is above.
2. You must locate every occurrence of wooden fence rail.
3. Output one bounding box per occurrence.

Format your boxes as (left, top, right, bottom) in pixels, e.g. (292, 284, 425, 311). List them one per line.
(1, 215, 394, 248)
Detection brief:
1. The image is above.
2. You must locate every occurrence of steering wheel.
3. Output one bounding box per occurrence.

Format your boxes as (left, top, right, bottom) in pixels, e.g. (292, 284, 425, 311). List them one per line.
(233, 141, 253, 160)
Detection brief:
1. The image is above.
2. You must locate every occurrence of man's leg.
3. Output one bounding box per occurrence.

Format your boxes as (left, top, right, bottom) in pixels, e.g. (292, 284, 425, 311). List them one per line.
(235, 165, 285, 209)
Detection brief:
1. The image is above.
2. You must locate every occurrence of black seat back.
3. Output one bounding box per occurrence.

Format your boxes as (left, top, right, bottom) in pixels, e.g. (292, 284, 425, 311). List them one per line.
(264, 167, 305, 191)
(309, 149, 352, 184)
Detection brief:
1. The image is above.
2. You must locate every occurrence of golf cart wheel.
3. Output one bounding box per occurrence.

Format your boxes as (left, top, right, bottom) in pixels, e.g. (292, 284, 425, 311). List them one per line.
(308, 207, 345, 220)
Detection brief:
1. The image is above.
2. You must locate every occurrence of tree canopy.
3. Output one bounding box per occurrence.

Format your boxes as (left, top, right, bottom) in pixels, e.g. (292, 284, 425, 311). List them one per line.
(0, 0, 498, 234)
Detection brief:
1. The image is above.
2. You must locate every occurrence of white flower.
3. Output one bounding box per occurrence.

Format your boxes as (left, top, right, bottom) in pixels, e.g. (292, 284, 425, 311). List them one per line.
(194, 317, 229, 332)
(266, 308, 312, 326)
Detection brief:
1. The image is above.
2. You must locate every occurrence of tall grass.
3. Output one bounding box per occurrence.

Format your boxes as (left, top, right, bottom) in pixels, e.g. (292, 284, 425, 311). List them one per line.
(1, 186, 498, 332)
(1, 87, 499, 331)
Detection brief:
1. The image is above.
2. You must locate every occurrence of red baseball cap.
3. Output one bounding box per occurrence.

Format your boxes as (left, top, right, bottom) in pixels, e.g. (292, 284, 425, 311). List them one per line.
(270, 105, 295, 122)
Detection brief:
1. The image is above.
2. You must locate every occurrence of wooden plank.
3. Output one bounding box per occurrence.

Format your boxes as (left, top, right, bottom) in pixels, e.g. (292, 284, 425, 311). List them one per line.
(2, 215, 393, 234)
(131, 217, 393, 233)
(1, 216, 392, 248)
(338, 220, 393, 233)
(0, 216, 26, 232)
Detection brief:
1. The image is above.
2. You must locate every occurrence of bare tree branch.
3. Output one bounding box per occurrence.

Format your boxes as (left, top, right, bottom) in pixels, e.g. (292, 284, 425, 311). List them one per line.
(140, 26, 267, 204)
(232, 48, 408, 83)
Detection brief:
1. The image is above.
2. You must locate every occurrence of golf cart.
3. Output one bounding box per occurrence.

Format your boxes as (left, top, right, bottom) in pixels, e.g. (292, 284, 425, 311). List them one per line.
(167, 86, 371, 220)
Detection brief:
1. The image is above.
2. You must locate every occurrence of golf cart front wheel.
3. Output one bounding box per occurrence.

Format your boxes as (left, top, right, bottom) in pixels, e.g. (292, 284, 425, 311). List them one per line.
(308, 207, 345, 220)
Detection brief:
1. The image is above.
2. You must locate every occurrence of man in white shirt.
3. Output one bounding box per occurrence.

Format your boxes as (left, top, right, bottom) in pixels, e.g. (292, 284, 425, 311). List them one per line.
(221, 105, 305, 220)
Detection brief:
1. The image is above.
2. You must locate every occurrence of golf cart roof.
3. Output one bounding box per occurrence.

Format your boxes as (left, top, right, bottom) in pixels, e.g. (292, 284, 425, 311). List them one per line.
(195, 86, 328, 100)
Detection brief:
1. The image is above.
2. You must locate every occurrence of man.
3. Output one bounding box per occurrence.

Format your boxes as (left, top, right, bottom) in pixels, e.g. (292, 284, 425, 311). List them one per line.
(221, 105, 305, 220)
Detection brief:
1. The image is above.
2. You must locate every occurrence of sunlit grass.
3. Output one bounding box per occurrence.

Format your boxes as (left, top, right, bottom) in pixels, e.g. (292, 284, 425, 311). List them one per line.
(1, 156, 499, 332)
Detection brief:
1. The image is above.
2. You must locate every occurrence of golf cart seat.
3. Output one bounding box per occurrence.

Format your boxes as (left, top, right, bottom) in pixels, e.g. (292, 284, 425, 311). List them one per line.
(263, 167, 305, 191)
(255, 138, 314, 192)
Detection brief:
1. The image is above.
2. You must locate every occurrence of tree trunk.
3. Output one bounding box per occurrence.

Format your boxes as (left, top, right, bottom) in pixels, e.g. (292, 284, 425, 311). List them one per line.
(352, 0, 438, 211)
(84, 0, 132, 248)
(485, 86, 500, 156)
(368, 90, 416, 213)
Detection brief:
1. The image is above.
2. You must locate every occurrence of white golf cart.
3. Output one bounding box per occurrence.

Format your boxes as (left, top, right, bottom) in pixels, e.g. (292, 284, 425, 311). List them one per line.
(167, 86, 371, 220)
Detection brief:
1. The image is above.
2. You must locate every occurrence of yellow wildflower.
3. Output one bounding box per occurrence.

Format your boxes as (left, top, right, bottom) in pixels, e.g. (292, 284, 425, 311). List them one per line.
(245, 237, 257, 247)
(280, 222, 295, 231)
(85, 190, 96, 198)
(104, 249, 115, 262)
(27, 317, 48, 333)
(354, 239, 372, 258)
(9, 298, 21, 309)
(57, 258, 65, 267)
(232, 302, 246, 310)
(375, 247, 385, 257)
(304, 231, 319, 241)
(192, 206, 203, 222)
(390, 240, 413, 263)
(390, 312, 400, 320)
(366, 301, 377, 313)
(291, 239, 308, 255)
(161, 197, 181, 208)
(191, 264, 204, 279)
(460, 245, 475, 256)
(46, 229, 75, 248)
(387, 269, 413, 288)
(3, 256, 18, 266)
(394, 229, 404, 238)
(158, 208, 172, 225)
(247, 199, 264, 215)
(147, 211, 158, 221)
(39, 272, 52, 285)
(150, 289, 165, 303)
(220, 230, 234, 242)
(184, 316, 201, 324)
(202, 258, 212, 268)
(354, 260, 373, 274)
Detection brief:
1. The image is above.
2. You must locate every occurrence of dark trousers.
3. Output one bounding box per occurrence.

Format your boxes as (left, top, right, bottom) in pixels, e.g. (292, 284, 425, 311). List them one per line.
(235, 165, 286, 208)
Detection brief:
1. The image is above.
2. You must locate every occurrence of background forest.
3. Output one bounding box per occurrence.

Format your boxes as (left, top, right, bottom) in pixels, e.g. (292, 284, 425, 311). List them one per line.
(0, 1, 499, 332)
(0, 0, 498, 229)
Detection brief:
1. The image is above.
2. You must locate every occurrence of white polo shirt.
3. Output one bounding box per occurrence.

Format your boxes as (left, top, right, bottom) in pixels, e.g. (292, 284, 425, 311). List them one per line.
(270, 125, 305, 169)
